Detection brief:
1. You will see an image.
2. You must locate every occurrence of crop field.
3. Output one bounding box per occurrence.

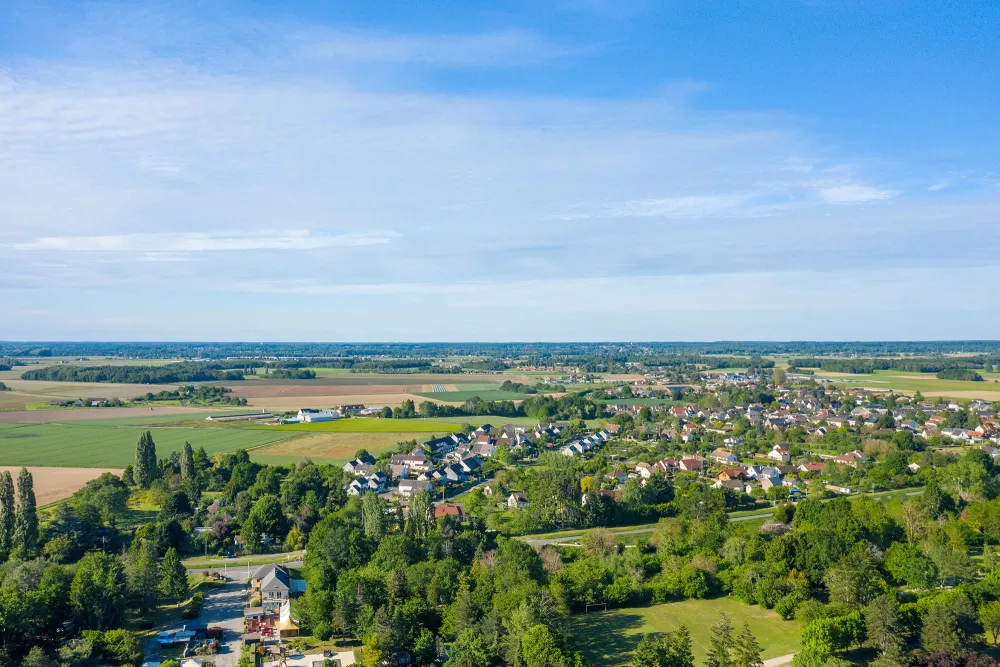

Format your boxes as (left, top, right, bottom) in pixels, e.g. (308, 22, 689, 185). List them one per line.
(250, 431, 439, 466)
(568, 598, 800, 665)
(0, 421, 298, 468)
(0, 406, 222, 424)
(0, 465, 125, 506)
(814, 370, 1000, 400)
(416, 389, 540, 402)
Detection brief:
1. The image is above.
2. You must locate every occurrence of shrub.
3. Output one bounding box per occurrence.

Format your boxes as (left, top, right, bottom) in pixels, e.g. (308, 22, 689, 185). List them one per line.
(312, 620, 332, 641)
(775, 594, 801, 620)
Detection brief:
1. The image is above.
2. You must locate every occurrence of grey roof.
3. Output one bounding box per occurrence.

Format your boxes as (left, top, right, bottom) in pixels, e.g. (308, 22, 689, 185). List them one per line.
(260, 566, 290, 592)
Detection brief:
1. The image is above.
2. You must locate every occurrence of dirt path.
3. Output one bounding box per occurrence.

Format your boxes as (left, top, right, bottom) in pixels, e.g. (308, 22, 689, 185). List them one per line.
(763, 654, 794, 666)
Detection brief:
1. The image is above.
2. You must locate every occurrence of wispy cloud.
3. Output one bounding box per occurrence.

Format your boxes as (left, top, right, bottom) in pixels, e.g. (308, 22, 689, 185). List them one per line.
(815, 182, 898, 203)
(296, 29, 585, 67)
(14, 230, 397, 253)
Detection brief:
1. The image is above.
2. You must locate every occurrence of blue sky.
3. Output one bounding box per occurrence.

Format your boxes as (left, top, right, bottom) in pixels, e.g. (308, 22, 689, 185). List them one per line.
(2, 0, 999, 341)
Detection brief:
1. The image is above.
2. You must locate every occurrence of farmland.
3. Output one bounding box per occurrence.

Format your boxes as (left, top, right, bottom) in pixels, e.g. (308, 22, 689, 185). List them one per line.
(814, 369, 1000, 400)
(0, 420, 298, 468)
(568, 598, 800, 665)
(0, 465, 124, 506)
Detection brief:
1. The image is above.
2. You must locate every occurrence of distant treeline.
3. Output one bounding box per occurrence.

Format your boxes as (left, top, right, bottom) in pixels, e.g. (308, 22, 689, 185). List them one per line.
(6, 340, 1000, 360)
(387, 392, 603, 421)
(0, 359, 21, 371)
(21, 362, 247, 384)
(789, 356, 1000, 374)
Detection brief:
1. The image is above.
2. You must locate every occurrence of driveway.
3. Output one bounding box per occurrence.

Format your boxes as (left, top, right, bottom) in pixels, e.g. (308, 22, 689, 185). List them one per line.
(201, 581, 247, 666)
(143, 579, 247, 667)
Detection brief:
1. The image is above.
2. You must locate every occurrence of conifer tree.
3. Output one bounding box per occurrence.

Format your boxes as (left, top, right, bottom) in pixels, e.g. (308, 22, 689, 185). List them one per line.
(705, 613, 735, 667)
(13, 466, 39, 559)
(732, 623, 763, 667)
(159, 547, 189, 602)
(126, 539, 160, 614)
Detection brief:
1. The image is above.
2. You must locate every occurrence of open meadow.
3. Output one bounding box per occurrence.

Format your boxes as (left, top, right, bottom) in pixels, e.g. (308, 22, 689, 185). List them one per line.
(568, 598, 800, 665)
(0, 465, 124, 506)
(250, 431, 447, 466)
(814, 369, 1000, 400)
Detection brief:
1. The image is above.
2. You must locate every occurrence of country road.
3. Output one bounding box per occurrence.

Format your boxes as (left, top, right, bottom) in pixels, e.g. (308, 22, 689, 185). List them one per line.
(519, 511, 774, 546)
(186, 560, 304, 576)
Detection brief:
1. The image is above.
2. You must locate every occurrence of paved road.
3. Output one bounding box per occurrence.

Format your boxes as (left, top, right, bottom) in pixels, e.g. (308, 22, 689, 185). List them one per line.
(143, 580, 246, 667)
(201, 581, 247, 667)
(187, 560, 304, 577)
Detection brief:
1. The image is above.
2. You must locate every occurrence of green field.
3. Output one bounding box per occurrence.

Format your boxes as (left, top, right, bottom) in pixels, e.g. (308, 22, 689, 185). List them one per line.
(250, 418, 463, 433)
(815, 369, 1000, 398)
(568, 598, 800, 665)
(0, 421, 299, 468)
(416, 389, 540, 402)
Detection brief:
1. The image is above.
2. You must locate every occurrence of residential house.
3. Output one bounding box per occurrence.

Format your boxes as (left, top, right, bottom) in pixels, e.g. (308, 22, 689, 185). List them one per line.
(717, 468, 746, 481)
(798, 462, 825, 474)
(343, 455, 376, 475)
(768, 445, 791, 463)
(679, 458, 704, 473)
(507, 492, 529, 510)
(433, 504, 466, 521)
(711, 448, 739, 464)
(397, 479, 433, 498)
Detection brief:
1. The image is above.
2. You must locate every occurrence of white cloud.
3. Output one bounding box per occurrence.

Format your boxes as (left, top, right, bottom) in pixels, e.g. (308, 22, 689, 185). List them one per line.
(816, 183, 898, 203)
(296, 29, 582, 67)
(14, 230, 397, 253)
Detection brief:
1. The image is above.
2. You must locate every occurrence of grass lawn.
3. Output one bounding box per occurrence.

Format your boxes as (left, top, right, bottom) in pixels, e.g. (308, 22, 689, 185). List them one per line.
(0, 420, 298, 468)
(568, 598, 800, 665)
(250, 430, 438, 466)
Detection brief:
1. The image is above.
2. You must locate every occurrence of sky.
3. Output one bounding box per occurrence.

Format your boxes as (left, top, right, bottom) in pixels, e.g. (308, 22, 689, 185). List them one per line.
(1, 0, 999, 341)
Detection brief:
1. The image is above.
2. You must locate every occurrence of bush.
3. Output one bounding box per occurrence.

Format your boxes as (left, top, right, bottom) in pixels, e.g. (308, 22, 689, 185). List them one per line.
(312, 620, 332, 641)
(182, 592, 205, 620)
(775, 594, 801, 620)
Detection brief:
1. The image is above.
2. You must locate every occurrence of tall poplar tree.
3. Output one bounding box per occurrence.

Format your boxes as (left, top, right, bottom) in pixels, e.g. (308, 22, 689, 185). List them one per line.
(0, 470, 14, 561)
(180, 441, 195, 480)
(13, 466, 39, 559)
(134, 431, 158, 489)
(362, 491, 387, 540)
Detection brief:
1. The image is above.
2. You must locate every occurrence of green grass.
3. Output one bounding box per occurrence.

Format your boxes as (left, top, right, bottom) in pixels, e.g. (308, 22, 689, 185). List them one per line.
(250, 418, 463, 433)
(815, 369, 1000, 398)
(568, 598, 800, 665)
(0, 421, 299, 467)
